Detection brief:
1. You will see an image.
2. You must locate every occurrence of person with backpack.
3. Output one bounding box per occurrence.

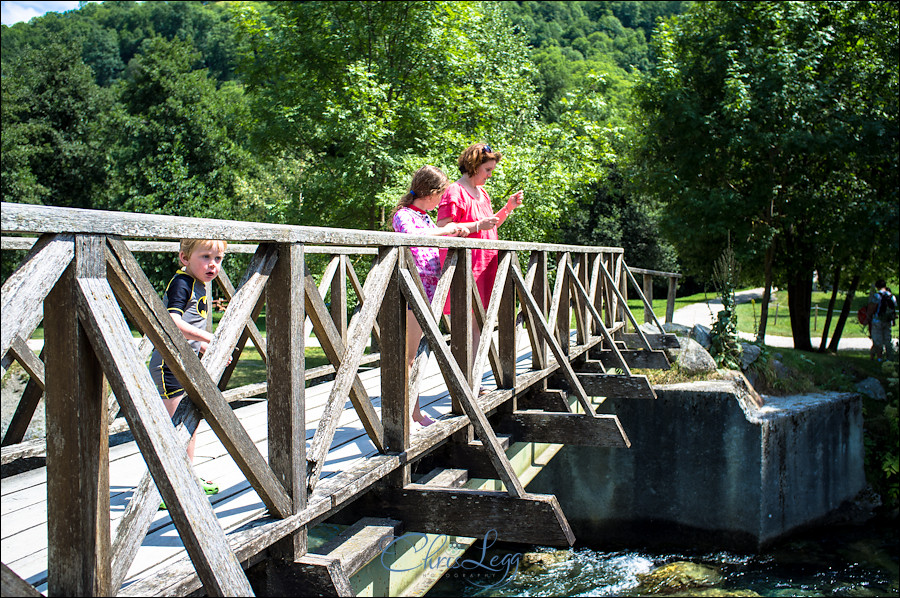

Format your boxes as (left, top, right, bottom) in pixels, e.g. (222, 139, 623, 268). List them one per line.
(866, 279, 897, 361)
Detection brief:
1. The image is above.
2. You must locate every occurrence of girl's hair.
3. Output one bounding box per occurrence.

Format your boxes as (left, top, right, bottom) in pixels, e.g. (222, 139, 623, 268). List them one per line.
(391, 165, 450, 219)
(458, 142, 502, 177)
(180, 239, 228, 258)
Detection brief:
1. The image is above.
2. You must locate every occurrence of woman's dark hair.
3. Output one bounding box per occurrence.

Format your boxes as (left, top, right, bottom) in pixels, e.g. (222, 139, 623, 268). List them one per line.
(458, 142, 502, 177)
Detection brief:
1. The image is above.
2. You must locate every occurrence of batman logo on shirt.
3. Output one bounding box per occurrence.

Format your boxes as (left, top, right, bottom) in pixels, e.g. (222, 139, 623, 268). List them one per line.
(198, 295, 208, 319)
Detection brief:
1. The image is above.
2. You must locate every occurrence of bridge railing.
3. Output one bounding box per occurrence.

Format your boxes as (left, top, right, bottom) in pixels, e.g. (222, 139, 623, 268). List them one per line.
(626, 266, 682, 325)
(1, 202, 676, 597)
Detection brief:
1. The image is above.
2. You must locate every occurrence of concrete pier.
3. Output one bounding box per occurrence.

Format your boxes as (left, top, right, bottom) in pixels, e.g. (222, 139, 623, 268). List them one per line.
(528, 380, 866, 551)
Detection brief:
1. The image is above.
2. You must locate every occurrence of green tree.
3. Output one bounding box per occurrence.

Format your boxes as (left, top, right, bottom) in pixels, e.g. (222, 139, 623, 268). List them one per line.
(631, 1, 898, 351)
(233, 0, 606, 240)
(560, 164, 677, 274)
(112, 36, 260, 221)
(1, 35, 114, 208)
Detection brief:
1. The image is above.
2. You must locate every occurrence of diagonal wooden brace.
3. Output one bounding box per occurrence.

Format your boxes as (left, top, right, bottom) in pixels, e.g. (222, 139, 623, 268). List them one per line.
(565, 261, 632, 375)
(304, 274, 384, 451)
(400, 267, 526, 498)
(307, 248, 397, 492)
(508, 260, 596, 417)
(75, 276, 253, 597)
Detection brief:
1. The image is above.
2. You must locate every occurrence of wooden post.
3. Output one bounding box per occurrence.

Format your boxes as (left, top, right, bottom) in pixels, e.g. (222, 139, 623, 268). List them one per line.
(205, 280, 214, 333)
(533, 251, 548, 372)
(497, 251, 516, 390)
(576, 253, 590, 345)
(380, 250, 410, 486)
(45, 234, 111, 596)
(643, 274, 653, 324)
(589, 253, 603, 336)
(618, 256, 628, 333)
(556, 253, 571, 357)
(666, 276, 677, 324)
(329, 255, 348, 347)
(449, 249, 472, 414)
(267, 242, 307, 559)
(604, 253, 615, 328)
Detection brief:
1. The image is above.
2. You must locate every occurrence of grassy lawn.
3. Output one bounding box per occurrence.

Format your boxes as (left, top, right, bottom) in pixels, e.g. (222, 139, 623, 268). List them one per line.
(621, 285, 898, 341)
(642, 344, 885, 395)
(225, 345, 332, 389)
(733, 290, 898, 339)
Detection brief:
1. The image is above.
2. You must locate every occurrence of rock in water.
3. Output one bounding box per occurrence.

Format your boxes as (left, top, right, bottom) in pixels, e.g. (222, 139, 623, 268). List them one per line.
(520, 550, 571, 574)
(636, 561, 722, 593)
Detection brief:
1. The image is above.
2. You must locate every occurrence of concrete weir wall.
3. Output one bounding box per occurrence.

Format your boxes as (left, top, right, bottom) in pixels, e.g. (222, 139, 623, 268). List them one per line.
(527, 380, 866, 552)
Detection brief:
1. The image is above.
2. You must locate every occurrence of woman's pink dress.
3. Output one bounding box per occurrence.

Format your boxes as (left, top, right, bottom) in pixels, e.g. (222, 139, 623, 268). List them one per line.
(437, 182, 498, 314)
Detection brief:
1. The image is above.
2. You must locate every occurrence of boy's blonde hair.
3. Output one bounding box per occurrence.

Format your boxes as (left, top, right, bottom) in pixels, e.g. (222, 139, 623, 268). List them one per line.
(180, 239, 228, 258)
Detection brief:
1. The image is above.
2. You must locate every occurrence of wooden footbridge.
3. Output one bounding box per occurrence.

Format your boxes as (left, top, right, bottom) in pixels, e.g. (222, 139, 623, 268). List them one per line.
(1, 202, 679, 597)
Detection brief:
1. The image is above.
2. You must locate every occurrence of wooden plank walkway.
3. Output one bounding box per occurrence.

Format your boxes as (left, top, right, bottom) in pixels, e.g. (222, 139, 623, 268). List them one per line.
(1, 331, 584, 596)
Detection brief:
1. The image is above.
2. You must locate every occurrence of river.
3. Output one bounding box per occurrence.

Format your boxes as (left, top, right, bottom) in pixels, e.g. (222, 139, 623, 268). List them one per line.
(425, 515, 898, 597)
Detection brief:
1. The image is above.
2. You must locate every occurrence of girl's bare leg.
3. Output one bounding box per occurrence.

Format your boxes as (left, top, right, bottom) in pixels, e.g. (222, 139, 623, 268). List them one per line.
(407, 310, 434, 425)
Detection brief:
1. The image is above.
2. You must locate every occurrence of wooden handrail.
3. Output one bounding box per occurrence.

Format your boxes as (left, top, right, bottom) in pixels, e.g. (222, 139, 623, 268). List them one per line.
(627, 265, 681, 325)
(2, 202, 624, 254)
(627, 266, 681, 278)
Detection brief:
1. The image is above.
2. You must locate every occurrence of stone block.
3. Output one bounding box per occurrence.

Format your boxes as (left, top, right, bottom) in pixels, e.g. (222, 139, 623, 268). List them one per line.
(527, 381, 865, 551)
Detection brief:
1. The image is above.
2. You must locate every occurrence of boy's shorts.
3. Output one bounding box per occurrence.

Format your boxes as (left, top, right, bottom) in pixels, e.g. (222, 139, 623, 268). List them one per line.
(150, 361, 186, 400)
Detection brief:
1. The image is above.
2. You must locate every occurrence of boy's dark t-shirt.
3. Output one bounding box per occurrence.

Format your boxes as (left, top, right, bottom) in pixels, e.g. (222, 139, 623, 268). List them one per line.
(149, 270, 209, 399)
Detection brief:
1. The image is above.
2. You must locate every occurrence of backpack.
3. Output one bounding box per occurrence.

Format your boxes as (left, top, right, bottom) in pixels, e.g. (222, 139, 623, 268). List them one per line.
(857, 306, 869, 326)
(876, 291, 897, 323)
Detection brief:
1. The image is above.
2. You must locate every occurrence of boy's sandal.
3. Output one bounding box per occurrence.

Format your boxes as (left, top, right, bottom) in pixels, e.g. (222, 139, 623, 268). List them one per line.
(200, 478, 219, 496)
(159, 478, 219, 510)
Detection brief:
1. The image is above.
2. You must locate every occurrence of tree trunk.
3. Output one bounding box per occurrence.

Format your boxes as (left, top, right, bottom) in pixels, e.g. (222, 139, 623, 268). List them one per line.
(828, 273, 860, 353)
(818, 266, 841, 352)
(787, 265, 814, 352)
(756, 243, 775, 342)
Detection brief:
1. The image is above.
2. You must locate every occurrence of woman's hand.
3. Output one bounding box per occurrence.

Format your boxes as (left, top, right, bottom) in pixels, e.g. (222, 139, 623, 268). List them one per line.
(505, 190, 524, 212)
(476, 215, 500, 232)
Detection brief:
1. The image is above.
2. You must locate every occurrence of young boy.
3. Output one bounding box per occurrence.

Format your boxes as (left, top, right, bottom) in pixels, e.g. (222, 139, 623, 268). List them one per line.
(148, 239, 227, 504)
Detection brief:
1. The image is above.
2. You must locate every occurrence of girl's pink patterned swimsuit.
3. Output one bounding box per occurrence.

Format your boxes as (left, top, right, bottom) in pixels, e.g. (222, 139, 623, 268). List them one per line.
(392, 207, 440, 302)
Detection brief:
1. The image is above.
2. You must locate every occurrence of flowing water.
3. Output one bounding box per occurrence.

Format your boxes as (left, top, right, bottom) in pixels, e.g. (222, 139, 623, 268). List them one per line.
(425, 516, 898, 597)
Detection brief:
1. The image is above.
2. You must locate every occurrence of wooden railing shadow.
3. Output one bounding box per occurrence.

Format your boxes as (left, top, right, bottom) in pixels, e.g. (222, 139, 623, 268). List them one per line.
(1, 202, 678, 597)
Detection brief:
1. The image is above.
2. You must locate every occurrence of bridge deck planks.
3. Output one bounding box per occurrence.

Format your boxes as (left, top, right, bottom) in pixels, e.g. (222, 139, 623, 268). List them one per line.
(2, 330, 574, 595)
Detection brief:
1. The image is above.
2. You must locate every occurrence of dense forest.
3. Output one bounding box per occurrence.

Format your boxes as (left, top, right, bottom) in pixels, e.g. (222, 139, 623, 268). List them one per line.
(2, 0, 898, 349)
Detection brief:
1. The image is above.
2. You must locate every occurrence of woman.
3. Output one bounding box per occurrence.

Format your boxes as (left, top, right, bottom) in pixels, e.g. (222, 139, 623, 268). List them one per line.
(436, 142, 524, 362)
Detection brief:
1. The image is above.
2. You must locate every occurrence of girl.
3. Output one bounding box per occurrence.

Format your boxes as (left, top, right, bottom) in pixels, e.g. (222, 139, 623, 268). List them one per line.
(392, 165, 468, 426)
